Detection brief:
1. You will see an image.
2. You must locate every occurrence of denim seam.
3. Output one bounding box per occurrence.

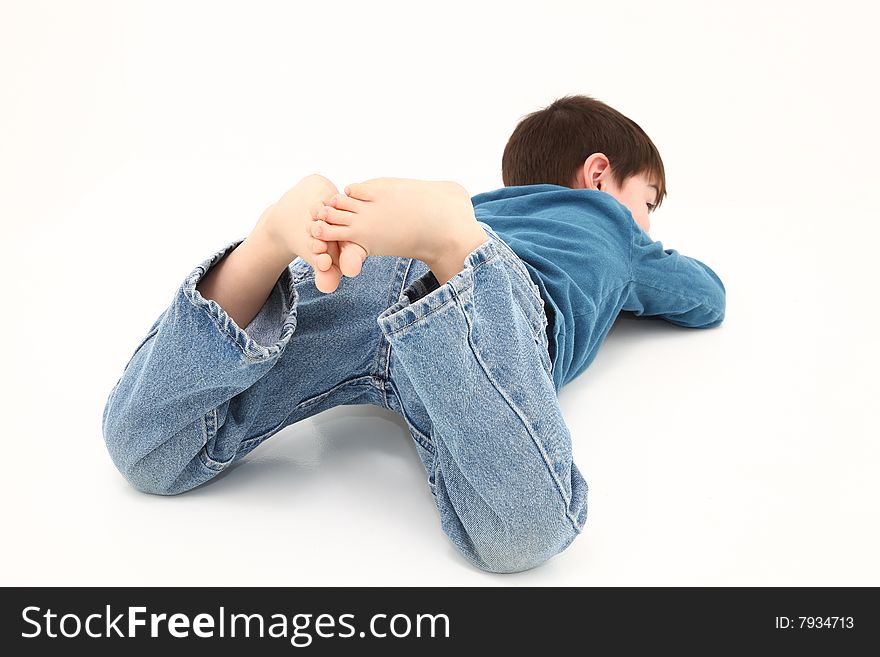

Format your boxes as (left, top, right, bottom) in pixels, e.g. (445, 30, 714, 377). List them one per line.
(233, 373, 359, 454)
(295, 375, 378, 410)
(120, 410, 221, 479)
(107, 322, 162, 415)
(480, 224, 533, 286)
(516, 285, 548, 348)
(380, 255, 499, 337)
(202, 408, 216, 445)
(378, 373, 436, 454)
(485, 229, 547, 345)
(200, 448, 234, 472)
(379, 257, 415, 390)
(453, 281, 583, 534)
(202, 403, 295, 471)
(502, 256, 546, 321)
(399, 410, 436, 455)
(480, 225, 546, 331)
(497, 252, 535, 292)
(238, 413, 296, 452)
(476, 249, 553, 395)
(200, 408, 239, 470)
(503, 273, 545, 342)
(388, 257, 409, 307)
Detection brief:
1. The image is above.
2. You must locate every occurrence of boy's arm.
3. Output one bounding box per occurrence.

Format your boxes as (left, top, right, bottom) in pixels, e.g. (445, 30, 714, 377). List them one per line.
(622, 226, 726, 328)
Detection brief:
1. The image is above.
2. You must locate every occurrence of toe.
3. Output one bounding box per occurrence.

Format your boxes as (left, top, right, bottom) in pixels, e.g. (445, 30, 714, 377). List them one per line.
(314, 264, 341, 293)
(311, 219, 353, 242)
(339, 242, 367, 278)
(343, 182, 374, 202)
(328, 192, 362, 212)
(313, 241, 342, 293)
(314, 252, 333, 271)
(320, 205, 354, 226)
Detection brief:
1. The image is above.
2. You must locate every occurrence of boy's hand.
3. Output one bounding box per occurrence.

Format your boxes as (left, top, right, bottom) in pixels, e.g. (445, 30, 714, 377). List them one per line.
(311, 177, 488, 283)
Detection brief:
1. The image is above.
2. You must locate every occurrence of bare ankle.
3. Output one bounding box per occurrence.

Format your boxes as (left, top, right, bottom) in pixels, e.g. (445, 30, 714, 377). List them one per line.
(424, 224, 489, 285)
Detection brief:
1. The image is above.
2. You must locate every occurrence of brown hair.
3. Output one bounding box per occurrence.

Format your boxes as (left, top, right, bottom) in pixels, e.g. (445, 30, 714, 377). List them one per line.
(501, 94, 667, 210)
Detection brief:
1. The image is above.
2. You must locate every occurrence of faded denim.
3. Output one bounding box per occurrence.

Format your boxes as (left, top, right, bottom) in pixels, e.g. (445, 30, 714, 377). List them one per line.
(102, 222, 586, 574)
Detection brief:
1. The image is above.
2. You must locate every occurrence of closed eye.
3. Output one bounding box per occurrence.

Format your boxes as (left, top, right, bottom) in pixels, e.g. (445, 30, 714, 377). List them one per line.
(646, 203, 656, 213)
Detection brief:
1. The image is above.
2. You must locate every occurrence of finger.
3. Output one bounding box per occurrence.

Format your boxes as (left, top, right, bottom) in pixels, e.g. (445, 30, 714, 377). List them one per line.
(343, 182, 374, 202)
(311, 219, 355, 242)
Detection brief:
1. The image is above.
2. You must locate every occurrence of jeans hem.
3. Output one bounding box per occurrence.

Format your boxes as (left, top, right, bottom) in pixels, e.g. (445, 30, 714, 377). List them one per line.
(375, 226, 511, 336)
(182, 238, 299, 363)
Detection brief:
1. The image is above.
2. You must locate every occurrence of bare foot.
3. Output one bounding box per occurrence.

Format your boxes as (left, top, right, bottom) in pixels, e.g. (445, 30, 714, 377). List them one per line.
(261, 174, 346, 293)
(307, 211, 368, 279)
(310, 177, 489, 282)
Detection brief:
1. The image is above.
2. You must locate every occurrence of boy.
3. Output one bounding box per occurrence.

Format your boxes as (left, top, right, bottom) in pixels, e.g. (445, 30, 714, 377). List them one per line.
(102, 95, 725, 574)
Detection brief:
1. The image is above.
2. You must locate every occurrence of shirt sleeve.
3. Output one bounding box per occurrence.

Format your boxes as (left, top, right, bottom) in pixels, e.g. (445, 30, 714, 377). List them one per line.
(622, 224, 726, 328)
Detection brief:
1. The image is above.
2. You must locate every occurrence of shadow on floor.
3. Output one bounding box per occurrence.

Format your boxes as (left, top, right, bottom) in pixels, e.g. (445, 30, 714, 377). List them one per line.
(179, 405, 428, 501)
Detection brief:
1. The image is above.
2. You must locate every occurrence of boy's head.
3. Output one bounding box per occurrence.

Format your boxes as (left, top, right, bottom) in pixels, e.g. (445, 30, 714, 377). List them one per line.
(501, 95, 666, 235)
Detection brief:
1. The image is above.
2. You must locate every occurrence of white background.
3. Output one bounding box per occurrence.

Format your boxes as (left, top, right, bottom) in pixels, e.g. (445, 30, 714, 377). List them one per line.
(1, 0, 878, 586)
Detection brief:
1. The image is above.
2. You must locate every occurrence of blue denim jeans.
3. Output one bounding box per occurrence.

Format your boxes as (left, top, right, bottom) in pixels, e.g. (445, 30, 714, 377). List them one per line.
(102, 222, 589, 573)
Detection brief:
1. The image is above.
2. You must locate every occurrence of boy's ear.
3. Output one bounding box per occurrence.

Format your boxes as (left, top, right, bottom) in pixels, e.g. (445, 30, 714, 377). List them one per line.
(578, 153, 611, 190)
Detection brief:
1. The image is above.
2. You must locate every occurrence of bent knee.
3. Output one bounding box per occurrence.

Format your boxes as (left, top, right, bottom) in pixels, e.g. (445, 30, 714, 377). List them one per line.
(114, 452, 218, 497)
(121, 465, 183, 496)
(466, 522, 582, 574)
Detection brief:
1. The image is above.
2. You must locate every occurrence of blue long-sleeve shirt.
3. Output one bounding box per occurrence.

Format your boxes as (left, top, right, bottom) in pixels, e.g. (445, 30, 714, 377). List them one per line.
(471, 184, 726, 392)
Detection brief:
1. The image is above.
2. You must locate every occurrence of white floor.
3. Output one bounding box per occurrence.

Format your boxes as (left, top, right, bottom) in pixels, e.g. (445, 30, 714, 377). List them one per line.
(2, 1, 878, 586)
(3, 190, 877, 586)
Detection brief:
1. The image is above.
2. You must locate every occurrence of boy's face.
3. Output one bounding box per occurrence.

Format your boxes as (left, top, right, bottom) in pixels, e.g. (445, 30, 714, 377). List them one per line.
(600, 171, 659, 236)
(572, 154, 660, 235)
